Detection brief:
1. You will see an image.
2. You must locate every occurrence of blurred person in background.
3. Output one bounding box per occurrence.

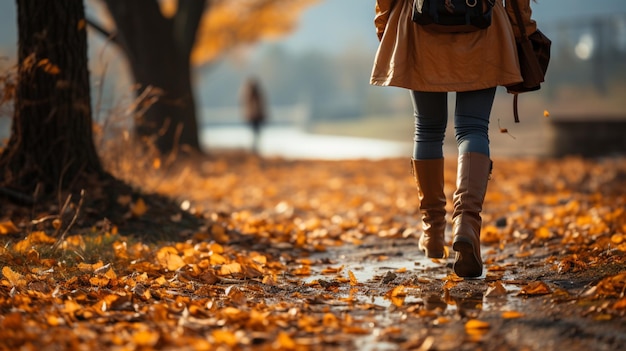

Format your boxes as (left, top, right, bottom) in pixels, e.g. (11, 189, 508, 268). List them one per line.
(240, 76, 267, 156)
(370, 0, 537, 278)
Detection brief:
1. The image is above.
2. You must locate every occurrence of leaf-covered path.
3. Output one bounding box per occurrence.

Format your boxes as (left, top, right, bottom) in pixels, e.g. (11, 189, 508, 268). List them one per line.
(1, 153, 625, 350)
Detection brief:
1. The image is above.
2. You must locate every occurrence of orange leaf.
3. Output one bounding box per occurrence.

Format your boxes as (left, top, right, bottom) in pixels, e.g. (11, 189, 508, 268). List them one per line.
(131, 198, 148, 217)
(219, 262, 242, 275)
(613, 297, 626, 310)
(89, 276, 110, 287)
(212, 330, 238, 347)
(209, 253, 227, 265)
(274, 331, 296, 349)
(156, 247, 186, 271)
(387, 285, 406, 297)
(485, 281, 507, 297)
(321, 265, 344, 275)
(502, 311, 524, 319)
(0, 220, 19, 235)
(2, 266, 25, 287)
(465, 319, 490, 331)
(348, 270, 358, 286)
(133, 329, 160, 347)
(519, 281, 552, 296)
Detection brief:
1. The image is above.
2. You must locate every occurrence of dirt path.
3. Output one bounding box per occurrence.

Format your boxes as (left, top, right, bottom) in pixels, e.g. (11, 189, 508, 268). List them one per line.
(294, 236, 626, 350)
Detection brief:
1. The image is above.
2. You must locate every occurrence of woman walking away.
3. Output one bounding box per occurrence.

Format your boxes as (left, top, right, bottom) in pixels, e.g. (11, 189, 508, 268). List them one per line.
(370, 0, 538, 277)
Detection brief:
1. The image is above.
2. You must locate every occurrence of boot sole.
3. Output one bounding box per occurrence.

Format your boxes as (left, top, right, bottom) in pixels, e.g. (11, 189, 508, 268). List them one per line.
(452, 237, 482, 278)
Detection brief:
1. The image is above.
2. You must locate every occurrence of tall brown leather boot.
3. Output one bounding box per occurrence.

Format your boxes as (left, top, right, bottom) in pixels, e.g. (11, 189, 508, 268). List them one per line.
(411, 158, 447, 258)
(451, 152, 492, 278)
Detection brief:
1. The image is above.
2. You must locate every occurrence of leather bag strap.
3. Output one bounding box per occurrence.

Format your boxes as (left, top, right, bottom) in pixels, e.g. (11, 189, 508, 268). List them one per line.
(510, 0, 527, 123)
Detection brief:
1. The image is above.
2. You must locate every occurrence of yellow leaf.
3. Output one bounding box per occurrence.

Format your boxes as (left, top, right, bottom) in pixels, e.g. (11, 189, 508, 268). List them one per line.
(544, 110, 550, 117)
(0, 220, 19, 235)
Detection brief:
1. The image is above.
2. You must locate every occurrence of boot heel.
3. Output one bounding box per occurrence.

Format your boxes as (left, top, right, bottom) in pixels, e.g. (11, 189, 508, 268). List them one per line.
(452, 236, 482, 278)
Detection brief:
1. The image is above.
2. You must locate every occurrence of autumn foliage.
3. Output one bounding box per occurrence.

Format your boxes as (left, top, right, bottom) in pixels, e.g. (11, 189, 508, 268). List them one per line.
(1, 154, 626, 349)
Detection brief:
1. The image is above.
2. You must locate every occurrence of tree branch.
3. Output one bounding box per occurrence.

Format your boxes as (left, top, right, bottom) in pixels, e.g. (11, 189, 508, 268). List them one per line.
(85, 17, 121, 46)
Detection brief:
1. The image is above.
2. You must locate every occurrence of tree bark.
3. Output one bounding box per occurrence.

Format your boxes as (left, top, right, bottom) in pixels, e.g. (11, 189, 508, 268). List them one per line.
(0, 0, 103, 196)
(103, 0, 206, 156)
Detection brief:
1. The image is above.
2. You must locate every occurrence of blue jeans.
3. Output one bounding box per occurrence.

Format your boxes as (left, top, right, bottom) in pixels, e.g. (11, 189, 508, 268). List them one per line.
(410, 87, 496, 159)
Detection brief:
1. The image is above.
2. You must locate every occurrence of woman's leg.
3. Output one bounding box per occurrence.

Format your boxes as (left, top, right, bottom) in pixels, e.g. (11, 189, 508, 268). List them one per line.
(454, 87, 496, 157)
(410, 91, 448, 258)
(411, 91, 448, 159)
(451, 87, 496, 277)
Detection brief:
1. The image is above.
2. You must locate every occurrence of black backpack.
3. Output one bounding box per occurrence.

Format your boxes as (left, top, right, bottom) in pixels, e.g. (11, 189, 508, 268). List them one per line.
(412, 0, 495, 33)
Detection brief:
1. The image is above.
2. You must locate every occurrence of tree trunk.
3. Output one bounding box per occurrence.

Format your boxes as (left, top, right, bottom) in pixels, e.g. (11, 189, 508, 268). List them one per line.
(0, 0, 103, 196)
(103, 0, 205, 156)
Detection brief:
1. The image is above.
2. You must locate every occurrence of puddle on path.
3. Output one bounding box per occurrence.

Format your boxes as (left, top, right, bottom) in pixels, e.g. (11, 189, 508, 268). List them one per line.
(300, 246, 529, 314)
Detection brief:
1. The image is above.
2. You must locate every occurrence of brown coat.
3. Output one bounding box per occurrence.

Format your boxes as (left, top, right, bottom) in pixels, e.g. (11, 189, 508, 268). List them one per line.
(370, 0, 537, 92)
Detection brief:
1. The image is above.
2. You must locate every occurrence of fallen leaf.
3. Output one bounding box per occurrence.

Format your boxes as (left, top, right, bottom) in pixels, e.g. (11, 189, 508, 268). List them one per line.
(485, 281, 507, 297)
(274, 331, 296, 349)
(131, 198, 148, 217)
(348, 270, 358, 286)
(156, 247, 186, 271)
(0, 220, 19, 235)
(502, 311, 524, 319)
(133, 329, 160, 347)
(2, 266, 26, 287)
(519, 281, 552, 296)
(220, 262, 242, 275)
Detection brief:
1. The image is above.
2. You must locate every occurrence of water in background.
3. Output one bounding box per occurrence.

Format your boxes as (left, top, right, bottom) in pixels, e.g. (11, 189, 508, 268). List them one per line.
(201, 124, 412, 160)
